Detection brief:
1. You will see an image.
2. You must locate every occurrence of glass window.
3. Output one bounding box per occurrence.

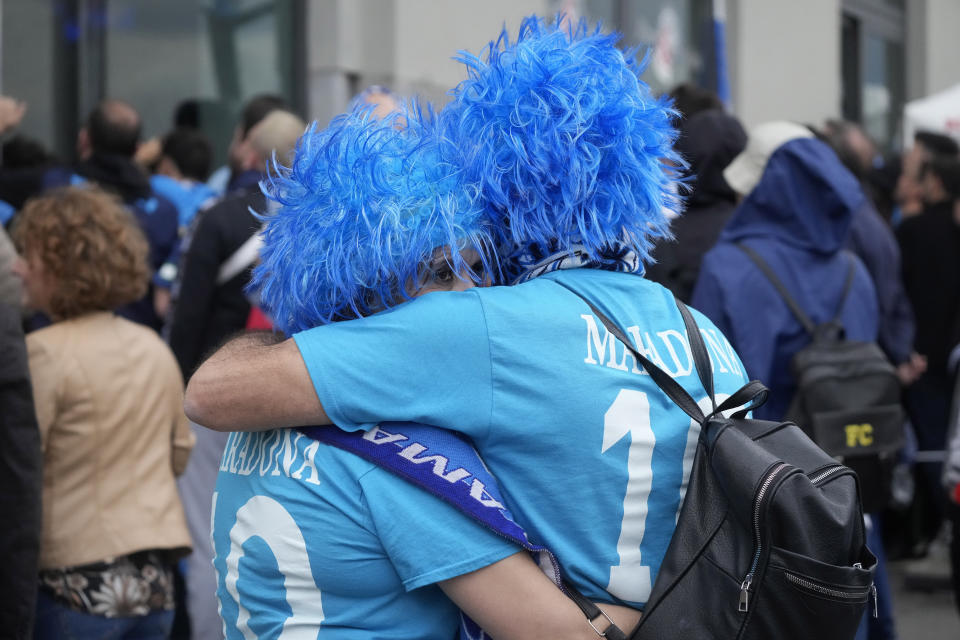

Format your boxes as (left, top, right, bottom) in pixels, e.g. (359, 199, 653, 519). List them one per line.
(105, 0, 300, 166)
(582, 0, 711, 94)
(1, 1, 67, 157)
(2, 0, 302, 165)
(840, 1, 905, 150)
(862, 33, 904, 148)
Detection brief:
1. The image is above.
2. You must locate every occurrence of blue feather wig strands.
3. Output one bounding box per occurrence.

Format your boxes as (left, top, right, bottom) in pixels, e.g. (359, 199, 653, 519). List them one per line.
(442, 15, 684, 272)
(250, 103, 494, 334)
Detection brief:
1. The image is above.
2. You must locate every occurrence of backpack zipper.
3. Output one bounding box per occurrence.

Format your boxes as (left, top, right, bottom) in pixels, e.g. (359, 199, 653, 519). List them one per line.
(809, 462, 877, 616)
(785, 572, 877, 616)
(808, 464, 845, 486)
(739, 463, 859, 614)
(739, 462, 791, 612)
(853, 563, 879, 618)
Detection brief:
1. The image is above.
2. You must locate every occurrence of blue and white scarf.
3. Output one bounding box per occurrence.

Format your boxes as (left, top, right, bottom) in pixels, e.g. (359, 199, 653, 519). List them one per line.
(510, 241, 644, 285)
(300, 423, 565, 640)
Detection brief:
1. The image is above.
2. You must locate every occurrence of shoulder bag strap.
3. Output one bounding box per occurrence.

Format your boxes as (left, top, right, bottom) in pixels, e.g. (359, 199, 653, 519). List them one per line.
(551, 280, 708, 425)
(560, 581, 629, 640)
(675, 298, 716, 412)
(735, 243, 817, 336)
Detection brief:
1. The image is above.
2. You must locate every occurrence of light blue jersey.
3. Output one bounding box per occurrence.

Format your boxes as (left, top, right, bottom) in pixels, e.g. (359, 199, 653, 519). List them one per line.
(294, 269, 750, 608)
(211, 428, 519, 639)
(150, 174, 219, 230)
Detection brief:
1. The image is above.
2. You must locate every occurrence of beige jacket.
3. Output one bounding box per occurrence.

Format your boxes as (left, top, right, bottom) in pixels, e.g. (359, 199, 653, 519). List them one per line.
(26, 312, 194, 569)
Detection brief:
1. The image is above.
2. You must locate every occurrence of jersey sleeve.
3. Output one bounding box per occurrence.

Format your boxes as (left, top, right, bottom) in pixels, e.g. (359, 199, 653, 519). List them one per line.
(292, 290, 494, 440)
(358, 465, 520, 591)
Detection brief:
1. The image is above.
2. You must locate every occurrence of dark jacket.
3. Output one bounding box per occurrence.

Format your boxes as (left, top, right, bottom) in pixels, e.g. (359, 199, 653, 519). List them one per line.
(847, 199, 915, 365)
(0, 303, 42, 639)
(44, 155, 179, 331)
(168, 180, 264, 379)
(897, 201, 960, 376)
(647, 109, 747, 302)
(692, 138, 879, 420)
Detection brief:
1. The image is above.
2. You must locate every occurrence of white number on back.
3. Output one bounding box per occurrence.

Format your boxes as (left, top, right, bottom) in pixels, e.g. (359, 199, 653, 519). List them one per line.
(602, 391, 730, 603)
(603, 390, 655, 602)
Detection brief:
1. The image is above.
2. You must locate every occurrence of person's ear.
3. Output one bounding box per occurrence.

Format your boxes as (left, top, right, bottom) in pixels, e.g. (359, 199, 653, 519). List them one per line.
(76, 128, 91, 160)
(134, 137, 162, 171)
(156, 156, 182, 179)
(239, 146, 260, 172)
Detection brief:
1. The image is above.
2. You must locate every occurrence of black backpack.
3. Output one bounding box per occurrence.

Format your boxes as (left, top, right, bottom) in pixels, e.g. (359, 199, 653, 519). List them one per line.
(558, 287, 876, 640)
(737, 244, 904, 512)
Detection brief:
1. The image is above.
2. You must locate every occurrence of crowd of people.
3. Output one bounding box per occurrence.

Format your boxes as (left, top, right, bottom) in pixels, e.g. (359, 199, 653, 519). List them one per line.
(1, 12, 959, 640)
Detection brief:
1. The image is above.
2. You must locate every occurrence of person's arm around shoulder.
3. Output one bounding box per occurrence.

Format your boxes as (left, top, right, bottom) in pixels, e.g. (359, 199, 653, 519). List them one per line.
(440, 552, 640, 640)
(184, 331, 329, 431)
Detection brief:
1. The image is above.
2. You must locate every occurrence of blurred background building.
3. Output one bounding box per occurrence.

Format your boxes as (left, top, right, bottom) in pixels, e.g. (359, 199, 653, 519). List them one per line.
(2, 0, 959, 163)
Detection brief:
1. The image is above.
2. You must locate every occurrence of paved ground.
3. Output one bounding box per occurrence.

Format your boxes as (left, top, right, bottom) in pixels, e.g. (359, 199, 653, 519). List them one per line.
(888, 543, 959, 639)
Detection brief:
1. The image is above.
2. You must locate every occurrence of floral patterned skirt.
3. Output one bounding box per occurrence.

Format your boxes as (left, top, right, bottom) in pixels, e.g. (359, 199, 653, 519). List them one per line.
(38, 549, 175, 618)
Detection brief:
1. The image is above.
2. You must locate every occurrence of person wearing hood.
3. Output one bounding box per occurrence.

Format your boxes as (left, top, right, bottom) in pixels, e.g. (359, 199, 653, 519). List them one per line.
(43, 100, 179, 333)
(692, 124, 888, 639)
(691, 121, 879, 422)
(647, 108, 747, 302)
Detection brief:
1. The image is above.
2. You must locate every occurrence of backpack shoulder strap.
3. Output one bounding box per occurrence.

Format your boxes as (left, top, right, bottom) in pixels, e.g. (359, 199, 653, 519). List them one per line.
(551, 280, 709, 423)
(551, 280, 769, 423)
(676, 298, 716, 407)
(831, 253, 858, 324)
(736, 243, 817, 336)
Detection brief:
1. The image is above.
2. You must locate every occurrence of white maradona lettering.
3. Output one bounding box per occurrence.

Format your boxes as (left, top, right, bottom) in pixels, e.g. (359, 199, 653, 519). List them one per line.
(290, 439, 322, 485)
(276, 430, 303, 477)
(656, 329, 693, 377)
(581, 314, 738, 381)
(219, 429, 323, 486)
(582, 314, 618, 367)
(701, 327, 743, 377)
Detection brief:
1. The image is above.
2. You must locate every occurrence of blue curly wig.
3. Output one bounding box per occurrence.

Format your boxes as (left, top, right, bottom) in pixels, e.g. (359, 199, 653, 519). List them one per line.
(442, 15, 683, 271)
(250, 103, 494, 334)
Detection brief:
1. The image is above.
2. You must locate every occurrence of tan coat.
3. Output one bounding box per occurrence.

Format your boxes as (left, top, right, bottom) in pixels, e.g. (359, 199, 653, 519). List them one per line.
(26, 312, 194, 569)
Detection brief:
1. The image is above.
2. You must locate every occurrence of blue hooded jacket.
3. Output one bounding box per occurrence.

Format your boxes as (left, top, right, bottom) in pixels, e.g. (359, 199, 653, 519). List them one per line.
(691, 138, 879, 420)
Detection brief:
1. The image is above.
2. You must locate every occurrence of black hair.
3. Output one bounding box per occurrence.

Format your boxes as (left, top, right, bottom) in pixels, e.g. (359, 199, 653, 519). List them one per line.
(922, 155, 960, 199)
(86, 100, 141, 157)
(173, 99, 200, 129)
(915, 130, 959, 157)
(2, 135, 57, 169)
(240, 94, 289, 137)
(820, 119, 874, 179)
(668, 83, 724, 122)
(162, 128, 213, 182)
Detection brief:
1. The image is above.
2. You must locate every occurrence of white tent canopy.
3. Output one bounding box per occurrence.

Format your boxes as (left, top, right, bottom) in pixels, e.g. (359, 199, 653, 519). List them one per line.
(903, 83, 960, 148)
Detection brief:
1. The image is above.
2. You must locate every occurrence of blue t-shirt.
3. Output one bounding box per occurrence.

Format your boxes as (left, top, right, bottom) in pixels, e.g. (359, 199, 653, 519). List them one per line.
(212, 428, 519, 639)
(294, 269, 750, 608)
(150, 174, 219, 231)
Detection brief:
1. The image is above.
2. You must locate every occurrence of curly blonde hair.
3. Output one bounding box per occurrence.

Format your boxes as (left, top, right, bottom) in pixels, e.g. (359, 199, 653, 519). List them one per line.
(12, 186, 150, 319)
